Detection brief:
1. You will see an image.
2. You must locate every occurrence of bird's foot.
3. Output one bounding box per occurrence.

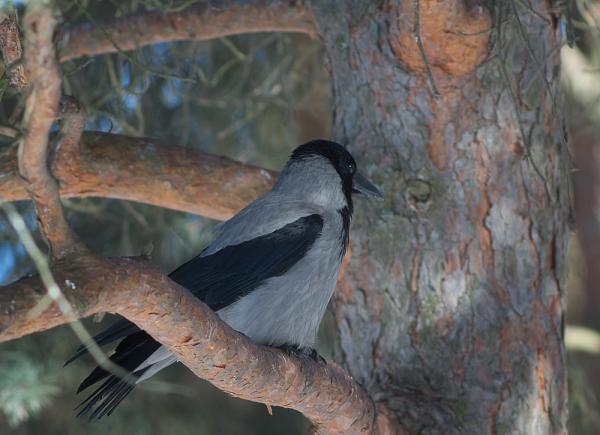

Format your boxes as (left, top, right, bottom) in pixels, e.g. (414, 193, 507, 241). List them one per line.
(277, 344, 326, 365)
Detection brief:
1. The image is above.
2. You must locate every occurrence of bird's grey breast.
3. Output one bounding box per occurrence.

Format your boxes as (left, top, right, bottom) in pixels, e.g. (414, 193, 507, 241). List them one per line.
(216, 207, 345, 348)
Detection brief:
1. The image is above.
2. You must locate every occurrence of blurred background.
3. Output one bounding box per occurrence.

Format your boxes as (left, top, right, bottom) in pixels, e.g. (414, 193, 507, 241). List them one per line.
(0, 0, 599, 434)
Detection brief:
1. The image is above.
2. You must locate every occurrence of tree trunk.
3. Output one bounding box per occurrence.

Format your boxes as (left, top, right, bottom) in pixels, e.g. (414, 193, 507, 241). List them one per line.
(312, 1, 569, 433)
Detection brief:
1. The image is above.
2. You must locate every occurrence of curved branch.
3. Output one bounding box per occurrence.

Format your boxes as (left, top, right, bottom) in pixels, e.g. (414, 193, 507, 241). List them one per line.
(18, 6, 81, 259)
(0, 255, 399, 434)
(58, 0, 317, 62)
(1, 131, 276, 221)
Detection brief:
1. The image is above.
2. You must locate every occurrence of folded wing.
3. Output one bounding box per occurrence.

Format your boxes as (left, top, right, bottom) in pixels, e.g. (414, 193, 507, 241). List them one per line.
(67, 213, 324, 419)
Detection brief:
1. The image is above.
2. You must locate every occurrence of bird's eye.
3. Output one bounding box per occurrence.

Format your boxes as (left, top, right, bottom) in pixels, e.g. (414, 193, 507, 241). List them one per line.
(347, 161, 356, 174)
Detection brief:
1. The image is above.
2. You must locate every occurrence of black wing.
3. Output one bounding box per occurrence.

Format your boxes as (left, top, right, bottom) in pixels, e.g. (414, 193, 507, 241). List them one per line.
(169, 213, 324, 310)
(67, 214, 323, 419)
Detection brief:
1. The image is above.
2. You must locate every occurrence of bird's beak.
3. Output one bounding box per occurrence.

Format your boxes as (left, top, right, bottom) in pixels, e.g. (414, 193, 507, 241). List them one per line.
(352, 171, 383, 198)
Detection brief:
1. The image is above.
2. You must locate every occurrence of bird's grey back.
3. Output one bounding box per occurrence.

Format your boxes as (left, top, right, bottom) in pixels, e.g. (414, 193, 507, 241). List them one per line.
(205, 156, 349, 347)
(204, 194, 321, 256)
(206, 154, 348, 254)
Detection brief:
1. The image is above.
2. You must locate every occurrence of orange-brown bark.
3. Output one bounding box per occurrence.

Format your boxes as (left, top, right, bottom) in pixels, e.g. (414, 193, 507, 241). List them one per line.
(0, 132, 276, 221)
(57, 0, 316, 62)
(387, 0, 492, 173)
(0, 255, 398, 435)
(390, 0, 491, 78)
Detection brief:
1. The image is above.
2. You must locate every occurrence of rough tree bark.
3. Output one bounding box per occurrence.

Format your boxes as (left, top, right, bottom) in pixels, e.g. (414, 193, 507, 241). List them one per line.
(0, 11, 27, 89)
(0, 1, 569, 434)
(311, 1, 568, 433)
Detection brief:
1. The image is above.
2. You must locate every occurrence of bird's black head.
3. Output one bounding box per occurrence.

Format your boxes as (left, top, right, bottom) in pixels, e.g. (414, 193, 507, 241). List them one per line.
(290, 140, 358, 209)
(287, 139, 382, 257)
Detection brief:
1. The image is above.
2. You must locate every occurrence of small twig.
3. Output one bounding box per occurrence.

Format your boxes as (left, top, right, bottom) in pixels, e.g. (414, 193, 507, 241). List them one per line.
(19, 5, 81, 260)
(265, 403, 274, 416)
(216, 102, 267, 140)
(413, 0, 440, 99)
(0, 125, 18, 138)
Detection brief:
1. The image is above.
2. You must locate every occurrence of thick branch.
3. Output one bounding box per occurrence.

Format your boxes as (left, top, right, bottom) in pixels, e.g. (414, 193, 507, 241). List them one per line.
(0, 10, 27, 89)
(0, 255, 399, 434)
(58, 0, 316, 62)
(18, 6, 80, 259)
(1, 131, 276, 221)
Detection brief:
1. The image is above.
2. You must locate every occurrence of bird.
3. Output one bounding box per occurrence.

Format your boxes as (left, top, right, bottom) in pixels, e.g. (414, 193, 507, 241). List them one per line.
(64, 139, 383, 420)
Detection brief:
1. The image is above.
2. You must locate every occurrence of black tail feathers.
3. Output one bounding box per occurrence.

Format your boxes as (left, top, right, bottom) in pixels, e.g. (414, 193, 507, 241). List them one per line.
(75, 370, 147, 420)
(67, 328, 160, 420)
(64, 319, 139, 367)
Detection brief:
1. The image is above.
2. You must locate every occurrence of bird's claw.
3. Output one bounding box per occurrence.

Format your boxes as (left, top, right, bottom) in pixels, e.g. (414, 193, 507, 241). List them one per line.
(277, 344, 327, 364)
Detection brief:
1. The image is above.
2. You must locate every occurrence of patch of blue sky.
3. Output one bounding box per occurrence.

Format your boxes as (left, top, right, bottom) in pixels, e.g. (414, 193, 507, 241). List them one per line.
(0, 243, 16, 285)
(161, 80, 183, 109)
(21, 206, 36, 229)
(120, 61, 132, 88)
(151, 42, 172, 60)
(194, 50, 208, 67)
(100, 115, 123, 133)
(255, 48, 267, 63)
(91, 116, 114, 133)
(121, 93, 139, 112)
(0, 0, 25, 6)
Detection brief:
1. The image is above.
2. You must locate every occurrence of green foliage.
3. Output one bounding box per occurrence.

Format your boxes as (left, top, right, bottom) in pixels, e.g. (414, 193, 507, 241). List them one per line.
(0, 352, 60, 427)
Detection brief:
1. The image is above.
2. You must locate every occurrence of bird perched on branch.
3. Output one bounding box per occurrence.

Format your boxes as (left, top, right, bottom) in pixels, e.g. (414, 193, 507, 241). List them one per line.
(65, 139, 383, 420)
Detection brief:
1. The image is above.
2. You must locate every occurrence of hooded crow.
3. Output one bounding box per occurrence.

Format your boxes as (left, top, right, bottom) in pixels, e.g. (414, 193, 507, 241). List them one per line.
(65, 139, 382, 419)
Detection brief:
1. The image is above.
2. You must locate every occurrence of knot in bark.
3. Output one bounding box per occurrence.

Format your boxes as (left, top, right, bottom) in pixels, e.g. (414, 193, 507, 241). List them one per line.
(390, 0, 491, 77)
